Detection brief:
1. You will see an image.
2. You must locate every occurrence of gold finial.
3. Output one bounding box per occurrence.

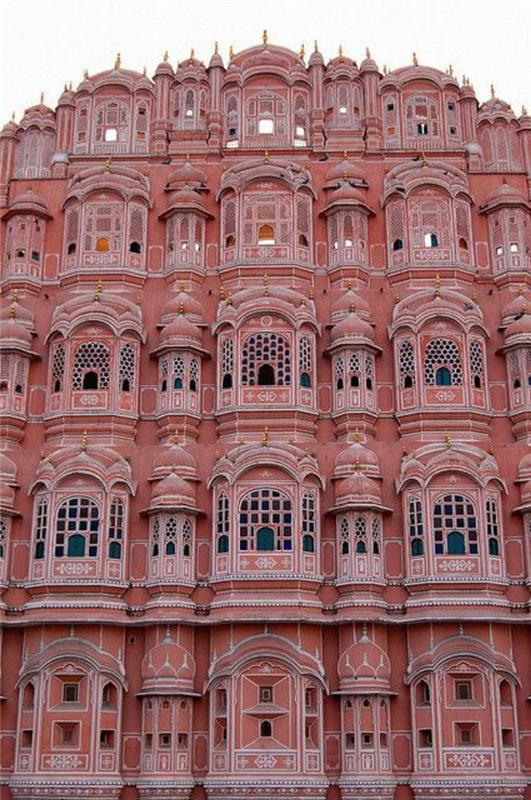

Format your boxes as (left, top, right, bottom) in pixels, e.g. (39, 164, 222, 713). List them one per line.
(178, 302, 185, 315)
(179, 282, 186, 292)
(383, 64, 388, 75)
(214, 41, 219, 55)
(163, 49, 169, 62)
(83, 69, 88, 79)
(189, 48, 195, 63)
(420, 150, 428, 167)
(104, 157, 112, 173)
(365, 47, 371, 58)
(263, 276, 269, 296)
(143, 66, 147, 76)
(434, 274, 441, 297)
(299, 43, 305, 59)
(12, 289, 18, 303)
(219, 284, 226, 300)
(522, 105, 528, 116)
(412, 52, 418, 66)
(264, 149, 270, 164)
(309, 285, 314, 300)
(448, 64, 453, 76)
(444, 431, 452, 449)
(94, 280, 102, 301)
(40, 92, 44, 104)
(11, 110, 15, 121)
(353, 427, 361, 443)
(262, 29, 268, 45)
(229, 45, 234, 60)
(346, 279, 352, 289)
(40, 450, 46, 460)
(226, 291, 233, 306)
(349, 301, 356, 314)
(81, 430, 88, 452)
(10, 302, 16, 318)
(115, 52, 121, 70)
(64, 82, 68, 91)
(354, 456, 361, 473)
(490, 83, 495, 98)
(261, 427, 269, 445)
(338, 44, 344, 61)
(314, 40, 319, 53)
(462, 74, 466, 85)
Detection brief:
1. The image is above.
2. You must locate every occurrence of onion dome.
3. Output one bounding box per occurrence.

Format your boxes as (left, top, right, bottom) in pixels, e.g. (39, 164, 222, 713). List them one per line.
(1, 317, 33, 349)
(165, 159, 207, 191)
(151, 471, 196, 509)
(321, 183, 373, 216)
(57, 84, 75, 106)
(154, 52, 174, 77)
(158, 187, 211, 220)
(481, 182, 531, 213)
(359, 49, 379, 72)
(151, 443, 197, 482)
(0, 452, 17, 487)
(326, 156, 366, 187)
(159, 313, 202, 348)
(209, 43, 224, 68)
(330, 308, 377, 347)
(337, 632, 392, 693)
(0, 301, 34, 328)
(334, 440, 380, 479)
(331, 288, 371, 323)
(308, 43, 324, 67)
(479, 94, 514, 117)
(335, 472, 383, 508)
(1, 118, 18, 138)
(160, 290, 203, 327)
(0, 482, 16, 512)
(140, 636, 196, 695)
(500, 291, 530, 327)
(5, 188, 52, 219)
(504, 309, 531, 342)
(517, 452, 531, 482)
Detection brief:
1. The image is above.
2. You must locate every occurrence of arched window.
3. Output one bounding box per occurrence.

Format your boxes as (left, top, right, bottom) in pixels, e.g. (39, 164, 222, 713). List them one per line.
(73, 342, 110, 391)
(300, 372, 311, 388)
(151, 518, 160, 557)
(258, 224, 275, 245)
(302, 492, 316, 553)
(416, 680, 431, 705)
(348, 353, 361, 388)
(423, 232, 439, 248)
(55, 497, 100, 558)
(239, 489, 292, 552)
(354, 517, 367, 553)
(299, 335, 313, 388)
(129, 241, 141, 254)
(260, 720, 272, 737)
(241, 332, 291, 387)
(217, 493, 230, 553)
(34, 499, 48, 559)
(51, 344, 65, 393)
(393, 238, 404, 252)
(182, 518, 192, 557)
(102, 682, 117, 709)
(340, 516, 349, 554)
(119, 344, 135, 393)
(221, 338, 234, 391)
(486, 498, 500, 556)
(0, 517, 6, 559)
(432, 494, 478, 555)
(165, 516, 177, 555)
(469, 340, 484, 390)
(424, 339, 462, 386)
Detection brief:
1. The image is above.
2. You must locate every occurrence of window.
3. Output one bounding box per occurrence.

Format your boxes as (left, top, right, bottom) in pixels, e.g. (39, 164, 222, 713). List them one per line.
(129, 241, 141, 254)
(361, 732, 374, 748)
(456, 722, 477, 746)
(51, 344, 65, 393)
(409, 497, 424, 556)
(424, 232, 439, 248)
(399, 340, 416, 389)
(55, 497, 100, 558)
(302, 492, 316, 554)
(424, 339, 463, 386)
(259, 686, 273, 703)
(258, 118, 274, 134)
(21, 730, 33, 748)
(469, 340, 484, 390)
(258, 224, 275, 245)
(104, 128, 118, 142)
(433, 494, 478, 555)
(72, 342, 110, 391)
(217, 493, 230, 554)
(486, 498, 500, 556)
(57, 722, 79, 747)
(34, 499, 48, 559)
(419, 729, 433, 747)
(392, 238, 404, 251)
(63, 683, 79, 703)
(239, 488, 292, 552)
(455, 680, 472, 701)
(100, 730, 115, 749)
(260, 720, 272, 737)
(416, 680, 431, 705)
(159, 733, 172, 748)
(241, 332, 291, 387)
(108, 499, 124, 559)
(102, 683, 116, 709)
(417, 123, 428, 135)
(345, 732, 355, 749)
(502, 728, 514, 746)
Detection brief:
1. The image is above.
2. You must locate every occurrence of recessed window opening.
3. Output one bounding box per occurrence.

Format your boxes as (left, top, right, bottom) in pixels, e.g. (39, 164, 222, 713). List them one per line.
(260, 720, 272, 737)
(417, 122, 429, 135)
(129, 241, 141, 254)
(339, 105, 348, 114)
(63, 683, 79, 703)
(258, 224, 275, 245)
(424, 232, 439, 248)
(258, 118, 274, 134)
(258, 363, 275, 385)
(104, 128, 118, 142)
(95, 237, 110, 252)
(82, 371, 99, 390)
(392, 238, 404, 251)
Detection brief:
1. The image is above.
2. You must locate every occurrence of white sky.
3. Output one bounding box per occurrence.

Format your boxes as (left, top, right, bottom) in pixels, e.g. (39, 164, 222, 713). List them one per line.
(1, 0, 530, 124)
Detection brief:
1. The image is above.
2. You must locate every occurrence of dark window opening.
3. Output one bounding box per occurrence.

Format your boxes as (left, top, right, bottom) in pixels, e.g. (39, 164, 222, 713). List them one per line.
(473, 375, 481, 389)
(260, 720, 272, 737)
(447, 530, 465, 555)
(222, 373, 233, 389)
(189, 379, 197, 391)
(411, 538, 424, 556)
(129, 241, 141, 254)
(15, 384, 22, 394)
(488, 537, 499, 556)
(337, 378, 344, 390)
(121, 378, 130, 392)
(82, 371, 99, 390)
(300, 372, 311, 388)
(435, 367, 452, 386)
(404, 375, 413, 389)
(392, 238, 404, 252)
(302, 534, 314, 553)
(258, 363, 275, 386)
(67, 533, 86, 557)
(350, 375, 360, 388)
(109, 541, 121, 559)
(161, 379, 168, 392)
(53, 378, 61, 393)
(256, 526, 274, 551)
(218, 534, 229, 553)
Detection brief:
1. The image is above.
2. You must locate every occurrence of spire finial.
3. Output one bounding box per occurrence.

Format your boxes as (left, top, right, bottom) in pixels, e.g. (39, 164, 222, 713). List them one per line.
(261, 427, 269, 445)
(219, 284, 226, 300)
(383, 64, 388, 75)
(338, 44, 344, 61)
(263, 275, 269, 296)
(40, 92, 44, 104)
(444, 431, 452, 449)
(163, 49, 169, 62)
(354, 456, 361, 473)
(365, 47, 371, 58)
(9, 302, 16, 318)
(178, 302, 185, 315)
(229, 45, 234, 60)
(83, 69, 88, 79)
(214, 41, 219, 55)
(412, 51, 418, 66)
(299, 43, 305, 59)
(11, 110, 15, 121)
(264, 149, 270, 164)
(490, 83, 495, 98)
(353, 427, 361, 443)
(115, 52, 121, 70)
(143, 66, 147, 76)
(420, 150, 428, 167)
(81, 430, 88, 452)
(522, 105, 528, 116)
(349, 301, 356, 314)
(226, 291, 233, 306)
(448, 64, 453, 76)
(434, 273, 441, 297)
(95, 280, 102, 302)
(104, 157, 112, 173)
(262, 29, 268, 45)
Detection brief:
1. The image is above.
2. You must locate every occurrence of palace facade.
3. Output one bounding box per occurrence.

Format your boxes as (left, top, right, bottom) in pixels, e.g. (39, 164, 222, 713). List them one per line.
(0, 35, 530, 800)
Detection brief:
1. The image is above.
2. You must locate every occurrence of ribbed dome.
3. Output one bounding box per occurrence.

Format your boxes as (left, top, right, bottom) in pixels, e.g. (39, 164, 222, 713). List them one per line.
(168, 159, 207, 187)
(0, 482, 15, 509)
(484, 182, 529, 208)
(502, 292, 529, 324)
(335, 441, 380, 478)
(0, 452, 17, 486)
(338, 634, 391, 693)
(1, 318, 33, 347)
(159, 315, 202, 345)
(161, 290, 203, 325)
(505, 310, 531, 339)
(8, 188, 50, 216)
(151, 444, 197, 482)
(336, 472, 382, 505)
(151, 472, 196, 507)
(141, 637, 195, 694)
(331, 310, 375, 344)
(331, 288, 371, 321)
(326, 157, 366, 185)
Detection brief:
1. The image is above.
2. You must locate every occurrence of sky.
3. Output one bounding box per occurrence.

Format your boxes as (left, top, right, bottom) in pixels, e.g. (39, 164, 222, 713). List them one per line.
(1, 0, 530, 124)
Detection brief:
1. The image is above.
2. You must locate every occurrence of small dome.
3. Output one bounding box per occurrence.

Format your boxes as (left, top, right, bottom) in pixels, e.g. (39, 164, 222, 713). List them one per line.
(0, 452, 17, 486)
(7, 188, 50, 217)
(517, 452, 531, 481)
(326, 157, 366, 185)
(335, 441, 380, 478)
(141, 637, 195, 694)
(154, 58, 174, 77)
(1, 318, 33, 347)
(337, 634, 391, 693)
(360, 53, 379, 72)
(161, 290, 203, 326)
(505, 310, 531, 340)
(1, 119, 18, 137)
(331, 309, 375, 344)
(484, 182, 529, 209)
(479, 95, 513, 116)
(321, 184, 372, 216)
(151, 472, 196, 507)
(151, 444, 197, 482)
(0, 303, 33, 326)
(168, 159, 207, 188)
(159, 315, 202, 346)
(336, 472, 382, 506)
(331, 288, 371, 322)
(501, 292, 530, 326)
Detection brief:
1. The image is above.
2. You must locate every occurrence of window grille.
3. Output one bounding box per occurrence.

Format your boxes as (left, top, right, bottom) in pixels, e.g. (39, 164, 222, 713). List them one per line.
(399, 340, 416, 388)
(173, 356, 185, 389)
(433, 494, 478, 555)
(221, 338, 234, 386)
(296, 194, 311, 245)
(486, 498, 500, 556)
(299, 336, 312, 375)
(94, 100, 129, 144)
(108, 499, 124, 559)
(0, 517, 6, 559)
(340, 516, 350, 554)
(302, 492, 316, 552)
(469, 340, 484, 388)
(217, 493, 230, 553)
(410, 198, 451, 251)
(404, 95, 440, 140)
(64, 208, 79, 255)
(348, 353, 361, 387)
(182, 518, 192, 557)
(387, 200, 406, 258)
(83, 204, 123, 254)
(354, 516, 367, 553)
(241, 332, 291, 386)
(408, 497, 424, 555)
(165, 516, 177, 555)
(335, 355, 345, 389)
(34, 499, 48, 559)
(119, 344, 135, 390)
(51, 344, 66, 392)
(239, 488, 292, 552)
(424, 339, 462, 386)
(159, 356, 169, 390)
(189, 358, 199, 391)
(128, 205, 145, 253)
(371, 516, 381, 555)
(72, 342, 110, 390)
(55, 497, 100, 558)
(151, 518, 160, 557)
